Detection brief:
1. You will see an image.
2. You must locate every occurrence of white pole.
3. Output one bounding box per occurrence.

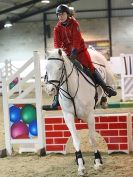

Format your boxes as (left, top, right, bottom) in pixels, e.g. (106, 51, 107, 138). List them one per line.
(0, 69, 2, 94)
(127, 113, 133, 152)
(34, 51, 45, 151)
(0, 69, 2, 79)
(5, 60, 8, 78)
(2, 77, 12, 155)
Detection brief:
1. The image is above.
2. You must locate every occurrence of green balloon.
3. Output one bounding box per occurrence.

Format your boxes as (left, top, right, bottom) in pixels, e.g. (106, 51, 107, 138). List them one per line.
(9, 82, 15, 89)
(21, 104, 36, 124)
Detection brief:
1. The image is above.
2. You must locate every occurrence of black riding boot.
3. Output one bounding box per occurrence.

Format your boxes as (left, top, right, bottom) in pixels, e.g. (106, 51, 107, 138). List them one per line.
(92, 68, 117, 97)
(51, 95, 60, 109)
(83, 67, 117, 97)
(42, 95, 59, 110)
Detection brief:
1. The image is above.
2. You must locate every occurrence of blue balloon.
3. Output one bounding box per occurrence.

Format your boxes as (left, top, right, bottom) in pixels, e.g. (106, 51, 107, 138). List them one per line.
(29, 120, 38, 136)
(9, 105, 21, 123)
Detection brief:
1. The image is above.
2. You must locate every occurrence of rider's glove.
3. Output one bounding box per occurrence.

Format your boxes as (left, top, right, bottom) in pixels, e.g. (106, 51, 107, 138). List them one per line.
(70, 48, 78, 60)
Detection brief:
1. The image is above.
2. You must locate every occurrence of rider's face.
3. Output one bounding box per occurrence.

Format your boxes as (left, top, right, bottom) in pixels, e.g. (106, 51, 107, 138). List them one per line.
(57, 12, 68, 23)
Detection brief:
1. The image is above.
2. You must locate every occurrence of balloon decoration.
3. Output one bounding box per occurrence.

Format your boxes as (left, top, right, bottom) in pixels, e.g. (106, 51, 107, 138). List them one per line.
(21, 104, 36, 124)
(29, 120, 38, 136)
(13, 77, 18, 85)
(9, 82, 15, 90)
(9, 104, 38, 139)
(11, 121, 29, 139)
(9, 77, 18, 90)
(15, 104, 25, 108)
(10, 105, 21, 123)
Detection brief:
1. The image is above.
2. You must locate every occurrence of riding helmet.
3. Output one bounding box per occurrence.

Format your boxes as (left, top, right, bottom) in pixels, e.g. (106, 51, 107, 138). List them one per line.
(56, 4, 70, 15)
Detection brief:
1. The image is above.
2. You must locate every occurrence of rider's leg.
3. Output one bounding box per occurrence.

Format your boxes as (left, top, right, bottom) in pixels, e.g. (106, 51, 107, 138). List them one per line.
(42, 84, 60, 110)
(83, 66, 117, 97)
(51, 94, 60, 108)
(42, 94, 59, 110)
(92, 68, 117, 97)
(71, 55, 117, 97)
(82, 51, 117, 97)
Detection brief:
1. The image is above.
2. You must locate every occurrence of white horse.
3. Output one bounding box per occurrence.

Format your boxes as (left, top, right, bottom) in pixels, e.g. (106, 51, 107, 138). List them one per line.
(44, 48, 115, 176)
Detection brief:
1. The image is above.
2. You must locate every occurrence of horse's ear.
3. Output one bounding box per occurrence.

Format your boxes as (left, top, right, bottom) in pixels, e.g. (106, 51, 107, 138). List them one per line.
(58, 49, 62, 56)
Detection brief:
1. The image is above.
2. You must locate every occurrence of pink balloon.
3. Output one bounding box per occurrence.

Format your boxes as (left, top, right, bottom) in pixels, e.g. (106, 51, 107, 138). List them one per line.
(11, 121, 29, 139)
(13, 77, 18, 85)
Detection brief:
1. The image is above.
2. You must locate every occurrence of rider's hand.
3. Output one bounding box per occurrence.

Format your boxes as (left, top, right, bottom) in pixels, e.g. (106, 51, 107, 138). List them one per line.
(70, 48, 78, 60)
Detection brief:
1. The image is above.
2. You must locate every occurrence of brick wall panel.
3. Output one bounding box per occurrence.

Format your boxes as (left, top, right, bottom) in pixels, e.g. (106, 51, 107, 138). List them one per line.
(45, 125, 53, 131)
(100, 116, 118, 122)
(108, 144, 119, 150)
(95, 123, 108, 129)
(45, 118, 63, 124)
(46, 138, 54, 144)
(118, 116, 127, 122)
(120, 144, 128, 150)
(109, 123, 127, 129)
(95, 117, 100, 122)
(109, 137, 127, 143)
(100, 130, 118, 136)
(103, 137, 109, 143)
(54, 138, 68, 144)
(46, 145, 64, 151)
(54, 125, 68, 131)
(45, 114, 129, 153)
(63, 131, 71, 137)
(76, 124, 88, 129)
(119, 130, 127, 136)
(46, 131, 63, 137)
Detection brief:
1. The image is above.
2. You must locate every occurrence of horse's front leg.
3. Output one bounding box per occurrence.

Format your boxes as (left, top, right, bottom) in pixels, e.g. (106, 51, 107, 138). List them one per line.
(100, 95, 108, 109)
(87, 112, 103, 170)
(63, 112, 86, 176)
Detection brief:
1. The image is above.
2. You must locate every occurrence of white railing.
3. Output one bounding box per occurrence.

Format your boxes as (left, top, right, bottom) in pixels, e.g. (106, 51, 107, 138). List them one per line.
(0, 60, 18, 95)
(120, 54, 133, 101)
(2, 52, 45, 155)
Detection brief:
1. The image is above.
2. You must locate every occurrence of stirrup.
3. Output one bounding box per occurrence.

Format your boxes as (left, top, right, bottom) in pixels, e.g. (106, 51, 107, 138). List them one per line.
(42, 105, 59, 110)
(42, 105, 61, 110)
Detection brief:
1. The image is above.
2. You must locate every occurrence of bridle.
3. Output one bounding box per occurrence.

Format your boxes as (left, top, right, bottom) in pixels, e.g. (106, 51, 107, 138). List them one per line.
(45, 57, 66, 91)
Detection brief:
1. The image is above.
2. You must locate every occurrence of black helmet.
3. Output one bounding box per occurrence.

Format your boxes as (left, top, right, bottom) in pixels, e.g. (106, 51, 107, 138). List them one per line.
(56, 4, 70, 15)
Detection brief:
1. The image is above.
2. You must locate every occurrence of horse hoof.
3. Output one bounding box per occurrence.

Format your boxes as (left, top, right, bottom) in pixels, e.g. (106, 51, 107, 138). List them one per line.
(101, 102, 108, 109)
(94, 163, 103, 170)
(78, 169, 86, 176)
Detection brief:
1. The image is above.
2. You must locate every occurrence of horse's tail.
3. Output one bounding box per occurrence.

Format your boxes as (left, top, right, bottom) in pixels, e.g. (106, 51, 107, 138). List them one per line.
(104, 60, 116, 87)
(88, 48, 116, 88)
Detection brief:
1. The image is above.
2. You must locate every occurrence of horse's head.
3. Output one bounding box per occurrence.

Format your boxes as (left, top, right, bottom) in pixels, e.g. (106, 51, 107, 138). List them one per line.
(44, 49, 65, 96)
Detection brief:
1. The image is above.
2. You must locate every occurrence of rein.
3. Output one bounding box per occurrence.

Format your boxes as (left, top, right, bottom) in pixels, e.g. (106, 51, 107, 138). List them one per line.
(73, 64, 98, 108)
(45, 57, 80, 116)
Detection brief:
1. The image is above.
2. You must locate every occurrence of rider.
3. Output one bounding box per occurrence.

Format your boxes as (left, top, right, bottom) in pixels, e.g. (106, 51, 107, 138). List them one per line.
(47, 4, 117, 109)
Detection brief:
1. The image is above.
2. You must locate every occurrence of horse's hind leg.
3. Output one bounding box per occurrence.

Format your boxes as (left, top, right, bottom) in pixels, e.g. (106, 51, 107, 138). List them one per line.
(87, 112, 103, 170)
(63, 112, 86, 176)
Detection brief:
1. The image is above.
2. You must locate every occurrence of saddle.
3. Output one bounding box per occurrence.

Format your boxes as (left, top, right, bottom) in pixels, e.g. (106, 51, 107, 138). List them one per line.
(71, 59, 96, 84)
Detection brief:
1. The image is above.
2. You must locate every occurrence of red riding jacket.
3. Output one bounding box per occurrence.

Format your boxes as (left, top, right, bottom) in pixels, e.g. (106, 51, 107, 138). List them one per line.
(54, 17, 94, 72)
